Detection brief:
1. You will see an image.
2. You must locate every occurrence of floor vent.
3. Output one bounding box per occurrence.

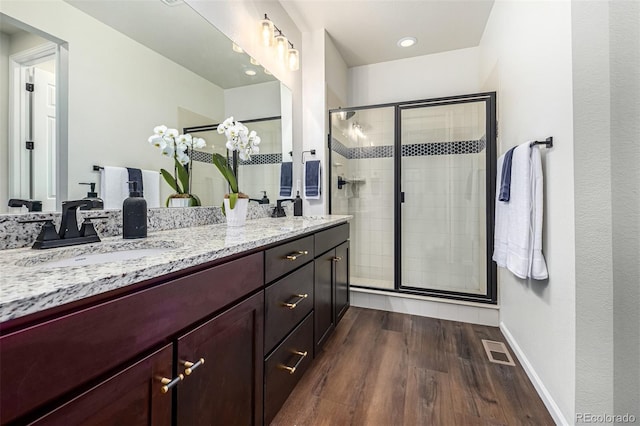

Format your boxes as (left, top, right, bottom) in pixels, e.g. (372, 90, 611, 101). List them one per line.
(481, 339, 516, 366)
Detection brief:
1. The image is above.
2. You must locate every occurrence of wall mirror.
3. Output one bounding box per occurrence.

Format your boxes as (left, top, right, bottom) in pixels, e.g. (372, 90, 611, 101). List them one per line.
(0, 0, 293, 213)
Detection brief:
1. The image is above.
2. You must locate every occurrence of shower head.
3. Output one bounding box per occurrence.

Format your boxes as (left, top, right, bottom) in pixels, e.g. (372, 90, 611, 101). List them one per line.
(336, 110, 356, 120)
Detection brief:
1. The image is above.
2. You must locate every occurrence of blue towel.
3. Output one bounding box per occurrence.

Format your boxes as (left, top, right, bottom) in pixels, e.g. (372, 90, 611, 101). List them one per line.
(499, 147, 516, 202)
(305, 160, 321, 199)
(279, 162, 293, 197)
(127, 167, 144, 196)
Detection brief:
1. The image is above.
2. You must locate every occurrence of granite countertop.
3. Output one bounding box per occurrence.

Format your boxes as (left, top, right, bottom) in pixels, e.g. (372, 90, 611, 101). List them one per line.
(0, 215, 351, 323)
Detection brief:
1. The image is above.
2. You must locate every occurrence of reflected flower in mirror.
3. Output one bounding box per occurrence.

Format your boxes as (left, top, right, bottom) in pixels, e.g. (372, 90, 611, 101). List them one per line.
(148, 125, 206, 206)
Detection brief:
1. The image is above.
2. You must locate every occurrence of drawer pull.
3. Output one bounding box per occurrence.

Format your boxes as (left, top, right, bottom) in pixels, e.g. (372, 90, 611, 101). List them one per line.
(279, 350, 308, 375)
(181, 357, 205, 376)
(285, 250, 308, 261)
(158, 374, 184, 393)
(332, 256, 343, 262)
(282, 293, 308, 309)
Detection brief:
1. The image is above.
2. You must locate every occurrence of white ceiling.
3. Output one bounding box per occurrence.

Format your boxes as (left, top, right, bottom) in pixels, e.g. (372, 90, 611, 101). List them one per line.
(280, 0, 495, 67)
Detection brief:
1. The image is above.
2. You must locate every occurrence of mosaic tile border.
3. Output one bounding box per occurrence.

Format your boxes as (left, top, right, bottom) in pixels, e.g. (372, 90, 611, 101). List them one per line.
(191, 151, 282, 166)
(331, 137, 487, 160)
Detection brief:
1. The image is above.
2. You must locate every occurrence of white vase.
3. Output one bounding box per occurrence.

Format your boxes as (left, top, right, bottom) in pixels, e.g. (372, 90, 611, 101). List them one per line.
(168, 197, 190, 208)
(224, 198, 249, 227)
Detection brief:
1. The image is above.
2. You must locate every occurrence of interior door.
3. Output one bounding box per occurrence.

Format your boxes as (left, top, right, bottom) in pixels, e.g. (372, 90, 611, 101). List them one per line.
(32, 66, 57, 211)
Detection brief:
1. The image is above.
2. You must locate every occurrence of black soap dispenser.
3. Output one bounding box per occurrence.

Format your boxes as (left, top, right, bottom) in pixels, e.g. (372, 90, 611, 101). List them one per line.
(261, 191, 270, 204)
(123, 181, 147, 239)
(79, 182, 104, 210)
(294, 191, 303, 216)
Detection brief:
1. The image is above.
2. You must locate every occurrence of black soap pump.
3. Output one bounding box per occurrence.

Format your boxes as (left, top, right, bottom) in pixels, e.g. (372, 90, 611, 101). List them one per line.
(123, 181, 147, 239)
(294, 191, 303, 216)
(261, 191, 270, 204)
(79, 182, 104, 210)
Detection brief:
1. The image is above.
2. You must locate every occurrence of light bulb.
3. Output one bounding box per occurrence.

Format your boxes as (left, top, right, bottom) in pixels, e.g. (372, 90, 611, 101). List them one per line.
(275, 34, 288, 62)
(232, 43, 243, 53)
(260, 18, 274, 47)
(250, 57, 259, 66)
(287, 48, 299, 71)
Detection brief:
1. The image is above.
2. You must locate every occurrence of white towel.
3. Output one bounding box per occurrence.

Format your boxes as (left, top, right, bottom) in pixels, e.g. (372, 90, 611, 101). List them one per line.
(492, 143, 548, 280)
(142, 170, 160, 208)
(100, 166, 128, 210)
(100, 167, 161, 210)
(529, 146, 548, 279)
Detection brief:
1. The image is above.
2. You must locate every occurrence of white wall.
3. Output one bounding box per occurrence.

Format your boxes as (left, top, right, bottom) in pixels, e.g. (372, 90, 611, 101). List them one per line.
(224, 80, 281, 121)
(348, 47, 481, 106)
(572, 0, 640, 418)
(0, 0, 225, 205)
(610, 1, 640, 415)
(478, 1, 575, 424)
(0, 33, 8, 213)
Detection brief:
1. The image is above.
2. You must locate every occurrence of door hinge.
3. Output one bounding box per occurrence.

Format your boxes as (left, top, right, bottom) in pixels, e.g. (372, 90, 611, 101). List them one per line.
(25, 83, 34, 92)
(26, 141, 34, 150)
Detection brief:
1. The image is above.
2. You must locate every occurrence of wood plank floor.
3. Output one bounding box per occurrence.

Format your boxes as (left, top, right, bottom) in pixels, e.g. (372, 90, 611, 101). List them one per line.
(271, 307, 554, 426)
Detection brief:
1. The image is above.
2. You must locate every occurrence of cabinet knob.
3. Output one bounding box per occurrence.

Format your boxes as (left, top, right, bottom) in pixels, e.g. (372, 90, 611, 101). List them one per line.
(282, 293, 308, 309)
(181, 357, 205, 376)
(158, 374, 183, 393)
(279, 350, 308, 375)
(285, 250, 308, 261)
(332, 256, 342, 262)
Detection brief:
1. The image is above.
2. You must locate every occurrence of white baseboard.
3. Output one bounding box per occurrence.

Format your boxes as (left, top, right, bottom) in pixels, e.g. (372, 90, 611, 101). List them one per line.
(500, 322, 570, 426)
(350, 288, 499, 326)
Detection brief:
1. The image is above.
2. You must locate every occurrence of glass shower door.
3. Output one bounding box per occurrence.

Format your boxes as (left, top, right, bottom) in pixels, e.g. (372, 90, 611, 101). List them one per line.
(330, 106, 395, 290)
(399, 100, 488, 296)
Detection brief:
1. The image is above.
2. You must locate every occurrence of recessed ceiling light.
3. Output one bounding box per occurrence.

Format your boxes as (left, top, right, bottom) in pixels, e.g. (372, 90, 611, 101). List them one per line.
(397, 37, 417, 48)
(245, 69, 256, 76)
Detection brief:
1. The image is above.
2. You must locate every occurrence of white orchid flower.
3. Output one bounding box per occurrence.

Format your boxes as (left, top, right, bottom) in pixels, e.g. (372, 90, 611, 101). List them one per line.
(166, 128, 179, 139)
(176, 151, 190, 165)
(176, 141, 189, 153)
(193, 137, 206, 149)
(239, 150, 249, 161)
(176, 134, 192, 147)
(148, 134, 163, 146)
(250, 145, 259, 155)
(153, 125, 168, 136)
(160, 144, 174, 158)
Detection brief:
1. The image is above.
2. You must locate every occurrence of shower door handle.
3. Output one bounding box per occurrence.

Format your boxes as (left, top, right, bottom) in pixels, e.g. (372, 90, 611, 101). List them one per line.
(400, 192, 405, 203)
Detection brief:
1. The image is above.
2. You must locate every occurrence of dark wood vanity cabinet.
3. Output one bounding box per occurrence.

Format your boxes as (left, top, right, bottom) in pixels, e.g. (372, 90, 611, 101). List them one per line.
(177, 291, 264, 426)
(30, 344, 174, 426)
(0, 221, 349, 425)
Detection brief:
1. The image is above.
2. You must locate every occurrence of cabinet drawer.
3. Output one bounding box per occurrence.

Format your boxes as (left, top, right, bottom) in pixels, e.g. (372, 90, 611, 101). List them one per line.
(0, 252, 263, 424)
(265, 235, 314, 283)
(265, 262, 314, 353)
(264, 313, 314, 425)
(314, 223, 349, 256)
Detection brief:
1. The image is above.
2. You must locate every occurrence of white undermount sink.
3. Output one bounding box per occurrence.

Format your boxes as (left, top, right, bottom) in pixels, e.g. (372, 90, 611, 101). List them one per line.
(39, 248, 167, 268)
(16, 240, 182, 268)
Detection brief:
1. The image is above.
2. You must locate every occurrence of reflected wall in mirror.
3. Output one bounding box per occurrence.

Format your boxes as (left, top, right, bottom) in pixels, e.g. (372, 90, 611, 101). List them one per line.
(0, 0, 293, 213)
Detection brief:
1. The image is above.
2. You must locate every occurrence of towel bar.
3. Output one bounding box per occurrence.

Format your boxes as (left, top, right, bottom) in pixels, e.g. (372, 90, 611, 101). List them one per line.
(530, 137, 553, 148)
(301, 149, 316, 164)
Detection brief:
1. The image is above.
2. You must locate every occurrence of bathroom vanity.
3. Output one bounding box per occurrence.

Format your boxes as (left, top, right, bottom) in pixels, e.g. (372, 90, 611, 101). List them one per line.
(0, 216, 350, 425)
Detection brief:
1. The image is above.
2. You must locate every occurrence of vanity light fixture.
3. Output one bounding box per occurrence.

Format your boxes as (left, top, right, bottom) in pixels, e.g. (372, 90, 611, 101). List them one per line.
(397, 36, 417, 48)
(232, 43, 244, 53)
(260, 15, 275, 47)
(264, 68, 272, 75)
(245, 69, 257, 76)
(260, 14, 300, 71)
(250, 57, 260, 66)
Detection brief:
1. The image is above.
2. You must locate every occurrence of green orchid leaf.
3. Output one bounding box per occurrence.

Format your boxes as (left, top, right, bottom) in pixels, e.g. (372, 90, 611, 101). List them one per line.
(211, 153, 239, 194)
(189, 194, 201, 206)
(221, 201, 226, 216)
(176, 159, 190, 194)
(160, 169, 179, 193)
(228, 192, 238, 210)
